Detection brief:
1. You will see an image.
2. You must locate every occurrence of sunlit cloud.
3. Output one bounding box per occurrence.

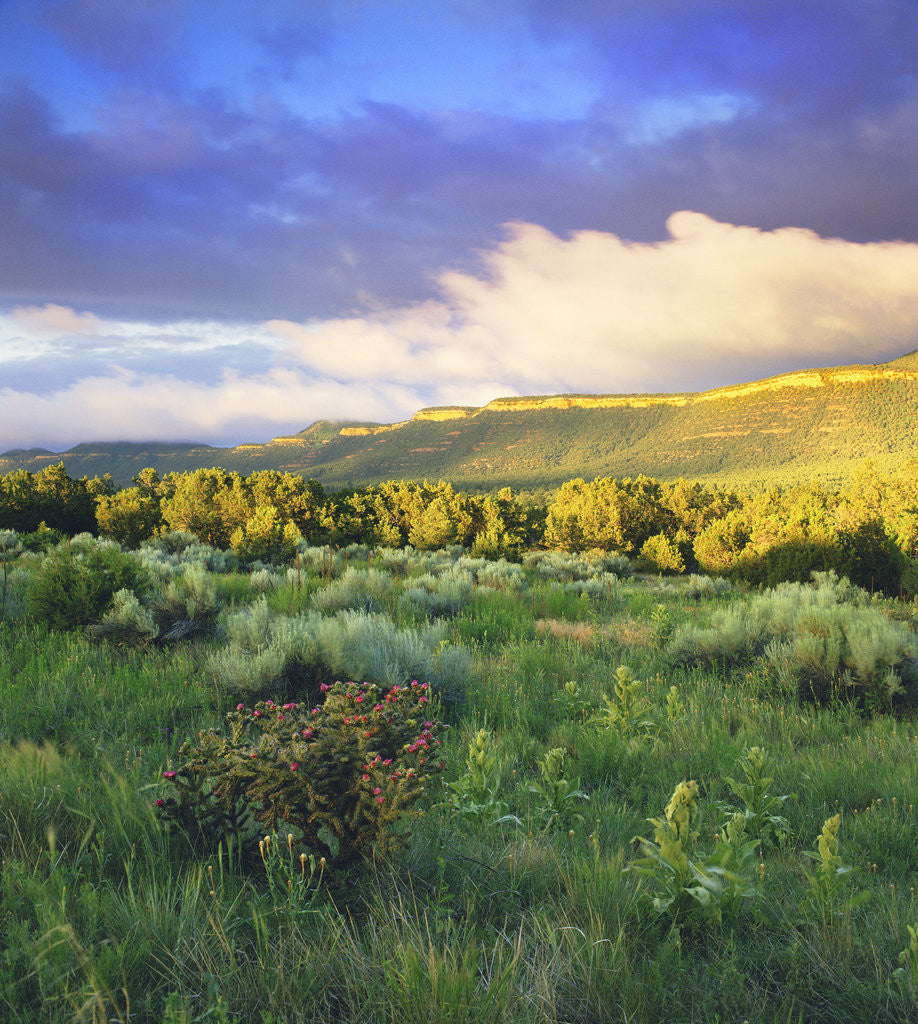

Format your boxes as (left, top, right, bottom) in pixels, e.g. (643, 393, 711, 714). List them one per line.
(11, 303, 106, 335)
(3, 213, 918, 452)
(272, 212, 918, 394)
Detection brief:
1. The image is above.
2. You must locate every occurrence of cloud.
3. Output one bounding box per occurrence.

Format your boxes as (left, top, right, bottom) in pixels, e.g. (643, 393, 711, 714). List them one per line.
(273, 213, 918, 395)
(0, 368, 501, 451)
(11, 303, 105, 334)
(3, 213, 918, 452)
(42, 0, 185, 83)
(4, 0, 918, 327)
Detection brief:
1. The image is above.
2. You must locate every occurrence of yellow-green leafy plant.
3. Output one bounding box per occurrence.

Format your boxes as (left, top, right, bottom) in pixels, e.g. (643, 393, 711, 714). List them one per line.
(627, 780, 758, 927)
(664, 684, 683, 724)
(708, 812, 761, 918)
(554, 680, 592, 723)
(595, 665, 657, 739)
(157, 680, 446, 868)
(802, 814, 870, 936)
(892, 923, 918, 991)
(444, 729, 519, 826)
(718, 746, 792, 849)
(528, 747, 588, 830)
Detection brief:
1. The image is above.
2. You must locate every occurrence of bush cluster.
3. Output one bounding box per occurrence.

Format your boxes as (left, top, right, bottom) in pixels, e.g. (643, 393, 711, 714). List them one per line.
(668, 571, 917, 703)
(158, 680, 446, 866)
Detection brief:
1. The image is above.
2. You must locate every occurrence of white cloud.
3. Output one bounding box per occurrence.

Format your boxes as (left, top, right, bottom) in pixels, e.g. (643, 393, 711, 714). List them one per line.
(273, 212, 918, 395)
(10, 303, 106, 335)
(4, 213, 918, 451)
(0, 368, 504, 451)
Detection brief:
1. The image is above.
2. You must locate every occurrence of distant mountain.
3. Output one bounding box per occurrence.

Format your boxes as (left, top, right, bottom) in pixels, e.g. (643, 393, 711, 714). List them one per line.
(4, 354, 918, 489)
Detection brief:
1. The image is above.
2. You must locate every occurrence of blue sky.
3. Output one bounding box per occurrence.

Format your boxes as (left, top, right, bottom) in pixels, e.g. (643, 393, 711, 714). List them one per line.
(2, 0, 918, 450)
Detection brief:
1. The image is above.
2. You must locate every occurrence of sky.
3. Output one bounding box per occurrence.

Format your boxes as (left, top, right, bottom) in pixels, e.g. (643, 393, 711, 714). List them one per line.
(1, 0, 918, 452)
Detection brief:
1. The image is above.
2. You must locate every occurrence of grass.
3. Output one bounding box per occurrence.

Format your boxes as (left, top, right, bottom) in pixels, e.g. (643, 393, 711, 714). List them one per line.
(1, 545, 917, 1022)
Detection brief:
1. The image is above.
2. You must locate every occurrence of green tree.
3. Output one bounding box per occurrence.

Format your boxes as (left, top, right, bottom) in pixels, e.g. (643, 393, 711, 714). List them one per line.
(95, 486, 163, 548)
(230, 505, 302, 564)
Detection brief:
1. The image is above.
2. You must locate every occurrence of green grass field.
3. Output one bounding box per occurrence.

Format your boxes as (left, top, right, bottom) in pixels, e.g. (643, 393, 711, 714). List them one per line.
(1, 541, 917, 1023)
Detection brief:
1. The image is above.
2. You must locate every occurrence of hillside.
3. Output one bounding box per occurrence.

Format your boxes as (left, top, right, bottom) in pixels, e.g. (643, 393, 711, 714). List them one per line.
(4, 354, 918, 488)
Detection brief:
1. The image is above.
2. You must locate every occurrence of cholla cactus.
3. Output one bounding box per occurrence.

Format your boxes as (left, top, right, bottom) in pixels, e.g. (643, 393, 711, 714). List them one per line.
(158, 680, 447, 867)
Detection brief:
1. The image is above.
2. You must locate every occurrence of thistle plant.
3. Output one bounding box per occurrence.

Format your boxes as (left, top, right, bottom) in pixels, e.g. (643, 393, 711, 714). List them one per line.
(158, 680, 447, 867)
(718, 746, 792, 849)
(528, 747, 588, 830)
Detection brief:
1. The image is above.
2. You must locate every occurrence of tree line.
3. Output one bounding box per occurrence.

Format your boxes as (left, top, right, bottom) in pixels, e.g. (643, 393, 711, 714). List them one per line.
(2, 461, 916, 593)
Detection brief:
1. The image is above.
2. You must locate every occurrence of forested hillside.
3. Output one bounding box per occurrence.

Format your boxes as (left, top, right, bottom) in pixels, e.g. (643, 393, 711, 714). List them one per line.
(4, 355, 918, 487)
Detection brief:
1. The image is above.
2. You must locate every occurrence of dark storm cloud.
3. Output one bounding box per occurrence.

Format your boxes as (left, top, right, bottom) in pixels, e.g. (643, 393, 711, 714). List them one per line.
(524, 0, 918, 114)
(1, 0, 917, 324)
(41, 0, 185, 84)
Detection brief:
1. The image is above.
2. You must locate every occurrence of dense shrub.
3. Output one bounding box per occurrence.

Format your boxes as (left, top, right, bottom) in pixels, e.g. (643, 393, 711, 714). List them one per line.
(638, 533, 686, 575)
(210, 602, 470, 704)
(157, 680, 447, 866)
(153, 562, 220, 636)
(249, 567, 285, 591)
(525, 550, 631, 582)
(668, 572, 917, 704)
(399, 568, 475, 618)
(309, 610, 470, 702)
(472, 558, 529, 592)
(89, 588, 160, 645)
(24, 540, 152, 629)
(209, 597, 304, 694)
(146, 530, 200, 555)
(311, 567, 394, 613)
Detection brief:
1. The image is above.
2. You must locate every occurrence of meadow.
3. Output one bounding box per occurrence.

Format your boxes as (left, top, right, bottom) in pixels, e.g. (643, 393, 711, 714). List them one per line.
(1, 530, 917, 1023)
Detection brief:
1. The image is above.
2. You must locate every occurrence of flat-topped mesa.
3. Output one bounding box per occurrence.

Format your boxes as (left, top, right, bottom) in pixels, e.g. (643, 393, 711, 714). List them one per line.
(334, 365, 918, 437)
(340, 423, 407, 437)
(339, 406, 475, 437)
(483, 394, 689, 411)
(413, 406, 476, 421)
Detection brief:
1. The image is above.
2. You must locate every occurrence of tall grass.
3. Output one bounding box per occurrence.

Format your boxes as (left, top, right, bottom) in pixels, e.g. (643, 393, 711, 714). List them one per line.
(1, 550, 917, 1022)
